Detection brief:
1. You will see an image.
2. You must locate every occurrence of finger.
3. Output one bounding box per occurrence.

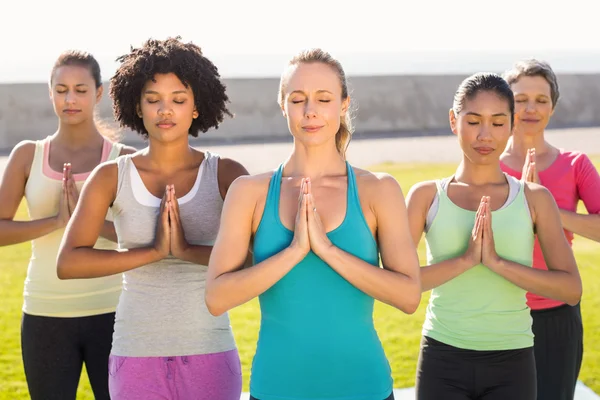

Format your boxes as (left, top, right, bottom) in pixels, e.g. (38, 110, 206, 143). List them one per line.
(63, 163, 69, 182)
(307, 178, 312, 196)
(298, 178, 305, 206)
(301, 194, 309, 224)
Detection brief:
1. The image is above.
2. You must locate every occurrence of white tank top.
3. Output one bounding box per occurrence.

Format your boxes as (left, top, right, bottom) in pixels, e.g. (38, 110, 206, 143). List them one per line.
(23, 136, 124, 317)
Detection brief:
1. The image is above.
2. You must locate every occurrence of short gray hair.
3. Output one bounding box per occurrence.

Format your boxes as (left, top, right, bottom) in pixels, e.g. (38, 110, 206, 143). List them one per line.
(503, 59, 560, 108)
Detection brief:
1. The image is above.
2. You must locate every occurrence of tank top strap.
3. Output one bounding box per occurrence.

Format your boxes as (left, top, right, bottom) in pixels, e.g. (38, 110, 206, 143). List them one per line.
(114, 154, 133, 201)
(107, 140, 124, 160)
(30, 137, 48, 177)
(202, 151, 220, 183)
(345, 161, 364, 214)
(266, 164, 285, 221)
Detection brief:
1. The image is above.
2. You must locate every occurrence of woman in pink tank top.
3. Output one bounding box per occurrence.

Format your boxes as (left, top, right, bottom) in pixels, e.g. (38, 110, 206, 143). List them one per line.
(0, 52, 136, 399)
(500, 59, 600, 400)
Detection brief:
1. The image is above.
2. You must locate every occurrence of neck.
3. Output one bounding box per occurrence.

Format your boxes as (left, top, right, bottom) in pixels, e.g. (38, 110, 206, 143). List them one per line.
(505, 130, 552, 158)
(146, 137, 195, 172)
(53, 119, 104, 149)
(284, 141, 346, 178)
(454, 157, 506, 186)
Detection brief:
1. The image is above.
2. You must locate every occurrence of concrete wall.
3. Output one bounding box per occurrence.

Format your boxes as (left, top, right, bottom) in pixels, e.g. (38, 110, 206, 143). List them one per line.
(1, 74, 600, 150)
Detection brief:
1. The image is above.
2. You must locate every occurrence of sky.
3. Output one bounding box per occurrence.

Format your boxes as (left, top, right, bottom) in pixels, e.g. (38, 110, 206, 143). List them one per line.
(1, 0, 598, 83)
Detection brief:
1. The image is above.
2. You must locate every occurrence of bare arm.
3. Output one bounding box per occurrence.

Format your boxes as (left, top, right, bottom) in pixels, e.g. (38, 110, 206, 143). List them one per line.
(405, 181, 481, 292)
(559, 211, 600, 242)
(485, 184, 582, 306)
(315, 174, 421, 313)
(57, 162, 168, 279)
(558, 154, 600, 241)
(205, 176, 308, 316)
(0, 141, 66, 246)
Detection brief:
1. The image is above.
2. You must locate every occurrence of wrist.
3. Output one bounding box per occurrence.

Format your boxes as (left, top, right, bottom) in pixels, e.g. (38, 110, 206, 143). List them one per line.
(484, 256, 504, 271)
(458, 254, 477, 270)
(53, 215, 66, 230)
(314, 242, 336, 260)
(286, 245, 309, 264)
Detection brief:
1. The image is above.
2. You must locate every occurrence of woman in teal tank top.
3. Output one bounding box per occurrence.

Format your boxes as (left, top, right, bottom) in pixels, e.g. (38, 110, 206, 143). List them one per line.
(206, 49, 422, 400)
(405, 73, 582, 400)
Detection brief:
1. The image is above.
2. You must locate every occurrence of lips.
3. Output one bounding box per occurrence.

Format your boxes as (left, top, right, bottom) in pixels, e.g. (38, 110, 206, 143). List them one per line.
(63, 109, 81, 114)
(157, 120, 176, 128)
(521, 119, 540, 123)
(474, 147, 494, 155)
(302, 125, 323, 133)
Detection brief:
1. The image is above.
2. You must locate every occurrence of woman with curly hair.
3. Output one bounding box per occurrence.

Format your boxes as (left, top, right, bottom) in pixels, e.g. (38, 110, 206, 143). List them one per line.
(57, 37, 248, 400)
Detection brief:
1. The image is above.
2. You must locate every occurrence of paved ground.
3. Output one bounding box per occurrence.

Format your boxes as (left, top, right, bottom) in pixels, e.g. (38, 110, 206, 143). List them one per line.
(1, 127, 600, 176)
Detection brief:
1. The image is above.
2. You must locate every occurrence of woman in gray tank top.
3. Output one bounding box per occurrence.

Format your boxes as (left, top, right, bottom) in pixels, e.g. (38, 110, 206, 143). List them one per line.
(57, 37, 249, 400)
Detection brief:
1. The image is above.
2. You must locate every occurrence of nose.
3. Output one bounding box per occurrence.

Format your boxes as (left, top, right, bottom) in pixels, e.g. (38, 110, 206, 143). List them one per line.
(158, 102, 173, 117)
(525, 100, 536, 113)
(64, 91, 76, 105)
(477, 123, 493, 141)
(304, 98, 317, 118)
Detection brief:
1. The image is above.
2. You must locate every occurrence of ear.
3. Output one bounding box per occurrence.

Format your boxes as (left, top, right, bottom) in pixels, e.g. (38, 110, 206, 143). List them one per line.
(449, 108, 458, 136)
(281, 104, 287, 118)
(192, 108, 199, 119)
(136, 104, 143, 119)
(48, 84, 53, 101)
(341, 96, 350, 117)
(95, 85, 104, 104)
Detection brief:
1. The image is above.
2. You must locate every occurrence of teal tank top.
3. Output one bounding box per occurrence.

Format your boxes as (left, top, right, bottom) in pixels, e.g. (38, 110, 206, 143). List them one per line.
(250, 162, 393, 400)
(423, 175, 535, 351)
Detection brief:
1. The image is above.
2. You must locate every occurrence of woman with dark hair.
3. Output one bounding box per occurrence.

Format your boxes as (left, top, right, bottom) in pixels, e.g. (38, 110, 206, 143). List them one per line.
(0, 50, 136, 400)
(407, 72, 581, 400)
(57, 37, 248, 400)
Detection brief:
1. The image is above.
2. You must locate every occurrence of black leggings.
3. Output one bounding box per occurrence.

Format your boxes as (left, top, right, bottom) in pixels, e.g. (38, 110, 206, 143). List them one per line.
(416, 336, 536, 400)
(250, 393, 394, 400)
(532, 303, 583, 400)
(21, 312, 115, 400)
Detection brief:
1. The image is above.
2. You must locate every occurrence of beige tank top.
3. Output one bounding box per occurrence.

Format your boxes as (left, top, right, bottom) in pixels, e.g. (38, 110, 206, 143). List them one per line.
(23, 136, 124, 317)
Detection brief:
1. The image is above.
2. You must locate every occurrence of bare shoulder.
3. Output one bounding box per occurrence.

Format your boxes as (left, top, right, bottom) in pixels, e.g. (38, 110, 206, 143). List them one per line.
(353, 167, 401, 192)
(118, 145, 139, 156)
(406, 180, 438, 200)
(88, 160, 119, 187)
(524, 181, 555, 209)
(218, 157, 250, 179)
(6, 140, 37, 177)
(9, 140, 37, 163)
(226, 170, 274, 199)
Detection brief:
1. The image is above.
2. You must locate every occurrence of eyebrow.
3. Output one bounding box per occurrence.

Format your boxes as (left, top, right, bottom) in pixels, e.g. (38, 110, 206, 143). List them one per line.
(515, 93, 550, 98)
(55, 83, 88, 87)
(465, 112, 508, 117)
(144, 90, 188, 95)
(289, 89, 333, 95)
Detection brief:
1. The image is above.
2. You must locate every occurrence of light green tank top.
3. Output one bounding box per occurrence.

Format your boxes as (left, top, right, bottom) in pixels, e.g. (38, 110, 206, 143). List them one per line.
(423, 175, 535, 350)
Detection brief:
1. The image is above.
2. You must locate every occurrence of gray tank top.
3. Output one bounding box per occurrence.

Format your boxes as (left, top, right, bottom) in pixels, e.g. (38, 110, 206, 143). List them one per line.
(110, 152, 236, 357)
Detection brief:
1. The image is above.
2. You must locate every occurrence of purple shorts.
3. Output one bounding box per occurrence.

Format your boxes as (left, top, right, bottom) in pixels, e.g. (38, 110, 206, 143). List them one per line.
(108, 349, 242, 400)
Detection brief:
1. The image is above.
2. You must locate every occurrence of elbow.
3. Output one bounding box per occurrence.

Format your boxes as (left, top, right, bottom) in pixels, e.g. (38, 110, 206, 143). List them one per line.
(204, 287, 226, 317)
(565, 280, 583, 307)
(394, 284, 422, 315)
(56, 251, 76, 280)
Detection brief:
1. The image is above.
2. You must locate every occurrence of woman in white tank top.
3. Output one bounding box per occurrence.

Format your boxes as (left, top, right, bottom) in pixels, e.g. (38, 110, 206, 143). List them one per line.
(0, 51, 136, 399)
(57, 37, 249, 400)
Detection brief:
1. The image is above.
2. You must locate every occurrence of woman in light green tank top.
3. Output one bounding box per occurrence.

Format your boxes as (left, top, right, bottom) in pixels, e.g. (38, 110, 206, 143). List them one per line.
(405, 73, 582, 400)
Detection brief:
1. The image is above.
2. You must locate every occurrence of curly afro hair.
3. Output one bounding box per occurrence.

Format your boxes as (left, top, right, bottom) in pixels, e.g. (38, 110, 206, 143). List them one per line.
(109, 36, 233, 138)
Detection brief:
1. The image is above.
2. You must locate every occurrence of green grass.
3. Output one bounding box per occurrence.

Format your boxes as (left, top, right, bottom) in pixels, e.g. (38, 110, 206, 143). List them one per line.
(1, 159, 599, 398)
